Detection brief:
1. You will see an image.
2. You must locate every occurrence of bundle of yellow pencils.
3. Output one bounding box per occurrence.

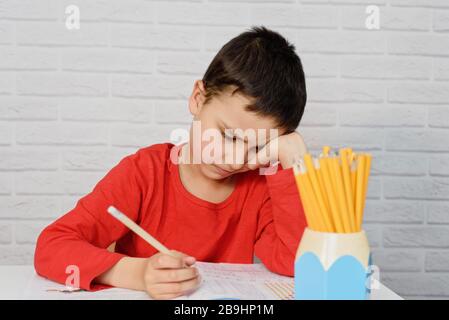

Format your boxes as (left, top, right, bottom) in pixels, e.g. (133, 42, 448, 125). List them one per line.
(293, 146, 372, 233)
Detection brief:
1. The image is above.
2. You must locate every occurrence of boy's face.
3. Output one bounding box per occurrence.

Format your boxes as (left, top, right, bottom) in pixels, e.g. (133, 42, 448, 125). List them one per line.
(188, 80, 285, 180)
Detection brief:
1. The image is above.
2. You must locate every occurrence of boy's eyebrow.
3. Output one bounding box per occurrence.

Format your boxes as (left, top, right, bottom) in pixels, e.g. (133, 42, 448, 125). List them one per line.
(220, 120, 268, 148)
(221, 121, 246, 142)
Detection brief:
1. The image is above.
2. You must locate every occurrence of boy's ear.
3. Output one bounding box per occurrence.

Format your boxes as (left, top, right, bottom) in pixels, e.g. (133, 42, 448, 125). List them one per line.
(189, 80, 207, 118)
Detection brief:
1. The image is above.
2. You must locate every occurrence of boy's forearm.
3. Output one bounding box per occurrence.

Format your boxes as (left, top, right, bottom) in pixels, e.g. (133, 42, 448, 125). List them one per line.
(94, 256, 147, 291)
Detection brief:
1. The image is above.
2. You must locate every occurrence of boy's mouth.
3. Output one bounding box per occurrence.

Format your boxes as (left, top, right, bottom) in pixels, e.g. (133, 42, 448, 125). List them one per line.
(212, 164, 252, 177)
(213, 165, 234, 176)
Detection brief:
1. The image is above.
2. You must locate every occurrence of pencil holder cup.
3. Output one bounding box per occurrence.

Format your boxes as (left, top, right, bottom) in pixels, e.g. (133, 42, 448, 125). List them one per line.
(294, 228, 372, 300)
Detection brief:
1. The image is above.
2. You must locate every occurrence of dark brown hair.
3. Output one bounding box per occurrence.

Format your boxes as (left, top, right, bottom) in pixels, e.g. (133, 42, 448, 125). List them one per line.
(202, 26, 307, 132)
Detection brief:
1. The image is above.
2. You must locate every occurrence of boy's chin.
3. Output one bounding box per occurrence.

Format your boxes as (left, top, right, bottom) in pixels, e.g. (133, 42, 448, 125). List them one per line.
(201, 164, 249, 181)
(201, 164, 231, 180)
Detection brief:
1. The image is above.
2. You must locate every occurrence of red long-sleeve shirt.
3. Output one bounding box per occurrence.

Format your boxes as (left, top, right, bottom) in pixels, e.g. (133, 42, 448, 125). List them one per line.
(34, 143, 307, 291)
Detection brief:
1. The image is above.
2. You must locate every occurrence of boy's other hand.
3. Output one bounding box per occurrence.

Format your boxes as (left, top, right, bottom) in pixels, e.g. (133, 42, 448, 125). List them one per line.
(142, 250, 201, 299)
(247, 131, 308, 171)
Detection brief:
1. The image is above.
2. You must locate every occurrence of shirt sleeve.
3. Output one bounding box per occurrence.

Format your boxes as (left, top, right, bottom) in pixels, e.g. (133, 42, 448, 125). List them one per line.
(254, 166, 308, 277)
(34, 150, 149, 291)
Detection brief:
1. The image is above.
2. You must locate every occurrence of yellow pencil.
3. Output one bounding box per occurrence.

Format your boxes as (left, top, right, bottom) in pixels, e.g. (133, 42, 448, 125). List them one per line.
(319, 157, 344, 233)
(293, 164, 317, 230)
(314, 157, 334, 231)
(340, 148, 356, 232)
(355, 155, 367, 230)
(324, 157, 344, 231)
(304, 154, 333, 231)
(360, 154, 372, 229)
(302, 165, 327, 232)
(350, 159, 357, 206)
(330, 157, 352, 233)
(323, 146, 331, 157)
(296, 162, 325, 231)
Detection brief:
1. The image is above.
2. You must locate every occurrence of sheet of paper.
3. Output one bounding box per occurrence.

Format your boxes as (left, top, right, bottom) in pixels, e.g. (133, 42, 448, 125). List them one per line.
(22, 262, 294, 300)
(22, 273, 150, 300)
(178, 262, 294, 300)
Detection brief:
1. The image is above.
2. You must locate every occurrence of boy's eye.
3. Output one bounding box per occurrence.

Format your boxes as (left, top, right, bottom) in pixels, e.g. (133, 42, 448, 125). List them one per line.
(222, 131, 237, 142)
(251, 146, 260, 153)
(220, 130, 260, 151)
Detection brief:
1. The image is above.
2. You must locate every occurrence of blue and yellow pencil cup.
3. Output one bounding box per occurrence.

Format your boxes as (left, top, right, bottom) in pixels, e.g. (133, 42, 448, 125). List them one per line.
(294, 228, 372, 300)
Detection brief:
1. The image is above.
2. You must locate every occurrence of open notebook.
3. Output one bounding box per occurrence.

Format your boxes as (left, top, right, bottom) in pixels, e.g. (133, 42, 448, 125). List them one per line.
(23, 262, 294, 300)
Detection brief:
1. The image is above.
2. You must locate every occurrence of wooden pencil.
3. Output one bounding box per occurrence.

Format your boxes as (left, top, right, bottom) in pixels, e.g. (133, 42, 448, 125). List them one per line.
(107, 206, 173, 256)
(355, 155, 366, 231)
(319, 157, 344, 233)
(340, 148, 356, 232)
(294, 164, 318, 231)
(304, 154, 333, 231)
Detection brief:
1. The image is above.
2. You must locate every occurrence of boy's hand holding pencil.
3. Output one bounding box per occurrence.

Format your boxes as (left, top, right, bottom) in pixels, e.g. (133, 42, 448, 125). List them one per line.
(139, 249, 200, 299)
(96, 206, 201, 299)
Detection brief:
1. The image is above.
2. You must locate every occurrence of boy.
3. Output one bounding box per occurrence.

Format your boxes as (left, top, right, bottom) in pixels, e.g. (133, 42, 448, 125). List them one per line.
(34, 26, 308, 299)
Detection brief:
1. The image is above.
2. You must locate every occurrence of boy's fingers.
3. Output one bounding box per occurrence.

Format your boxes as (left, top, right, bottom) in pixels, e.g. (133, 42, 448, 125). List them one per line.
(169, 250, 185, 258)
(151, 251, 196, 269)
(171, 250, 196, 266)
(153, 292, 183, 300)
(247, 152, 262, 170)
(184, 256, 196, 266)
(151, 253, 184, 269)
(247, 144, 276, 171)
(155, 275, 202, 295)
(153, 267, 199, 283)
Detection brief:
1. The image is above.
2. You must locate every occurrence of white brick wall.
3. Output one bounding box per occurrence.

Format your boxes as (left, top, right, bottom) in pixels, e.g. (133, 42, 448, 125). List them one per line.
(0, 0, 448, 299)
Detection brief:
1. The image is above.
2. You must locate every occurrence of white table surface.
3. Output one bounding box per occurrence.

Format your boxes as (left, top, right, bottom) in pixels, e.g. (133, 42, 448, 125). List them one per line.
(0, 265, 403, 300)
